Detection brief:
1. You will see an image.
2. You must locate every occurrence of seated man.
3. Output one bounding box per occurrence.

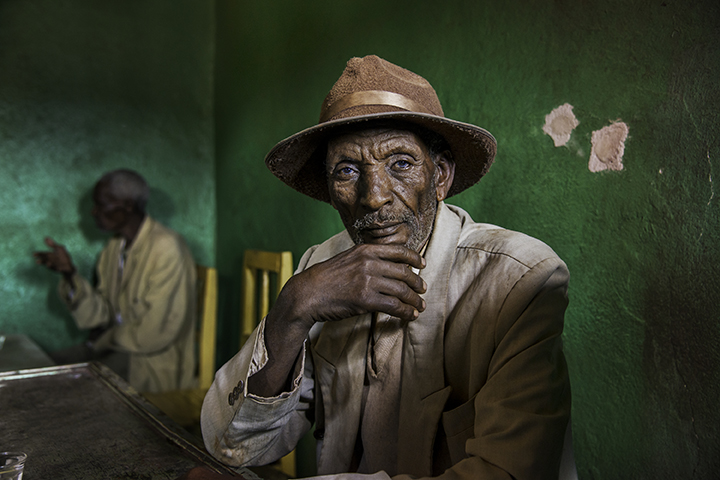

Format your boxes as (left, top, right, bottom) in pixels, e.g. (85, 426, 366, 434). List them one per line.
(34, 169, 197, 393)
(201, 56, 571, 479)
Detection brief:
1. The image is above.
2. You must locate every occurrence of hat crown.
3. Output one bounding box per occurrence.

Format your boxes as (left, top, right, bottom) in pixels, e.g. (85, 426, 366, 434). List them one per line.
(320, 55, 445, 123)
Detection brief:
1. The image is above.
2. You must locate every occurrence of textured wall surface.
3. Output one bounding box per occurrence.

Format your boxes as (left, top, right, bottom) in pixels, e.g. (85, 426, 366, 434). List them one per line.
(0, 0, 216, 351)
(215, 0, 719, 478)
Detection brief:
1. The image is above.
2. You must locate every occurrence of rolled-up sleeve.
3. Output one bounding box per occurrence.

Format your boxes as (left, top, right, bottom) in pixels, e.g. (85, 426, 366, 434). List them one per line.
(201, 317, 314, 467)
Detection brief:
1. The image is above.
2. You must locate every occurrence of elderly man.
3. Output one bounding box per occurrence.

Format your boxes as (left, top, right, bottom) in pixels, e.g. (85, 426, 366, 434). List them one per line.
(200, 56, 571, 479)
(34, 169, 197, 393)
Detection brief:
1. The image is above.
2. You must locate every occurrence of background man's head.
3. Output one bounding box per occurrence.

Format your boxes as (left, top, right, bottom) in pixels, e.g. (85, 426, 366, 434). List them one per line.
(92, 169, 148, 233)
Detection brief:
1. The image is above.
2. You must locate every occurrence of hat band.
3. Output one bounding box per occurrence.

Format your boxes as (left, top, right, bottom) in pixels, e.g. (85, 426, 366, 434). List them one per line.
(320, 90, 436, 123)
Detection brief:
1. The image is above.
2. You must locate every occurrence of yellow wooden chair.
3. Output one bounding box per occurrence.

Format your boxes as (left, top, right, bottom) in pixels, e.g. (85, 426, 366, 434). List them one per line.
(241, 250, 296, 477)
(196, 265, 218, 390)
(144, 265, 218, 431)
(241, 250, 294, 347)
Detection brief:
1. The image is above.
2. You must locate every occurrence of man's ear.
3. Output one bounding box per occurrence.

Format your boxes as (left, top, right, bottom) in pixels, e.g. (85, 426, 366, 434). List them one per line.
(434, 151, 455, 202)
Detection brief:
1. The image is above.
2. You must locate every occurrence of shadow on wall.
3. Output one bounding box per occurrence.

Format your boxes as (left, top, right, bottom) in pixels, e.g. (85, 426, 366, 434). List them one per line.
(144, 186, 207, 267)
(15, 258, 83, 342)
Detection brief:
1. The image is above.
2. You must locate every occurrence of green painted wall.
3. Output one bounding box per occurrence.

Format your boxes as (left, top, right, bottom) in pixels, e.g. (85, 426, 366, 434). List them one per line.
(215, 0, 719, 478)
(0, 1, 216, 352)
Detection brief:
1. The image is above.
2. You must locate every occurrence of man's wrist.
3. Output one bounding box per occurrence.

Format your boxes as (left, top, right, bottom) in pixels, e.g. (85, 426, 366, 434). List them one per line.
(62, 267, 77, 289)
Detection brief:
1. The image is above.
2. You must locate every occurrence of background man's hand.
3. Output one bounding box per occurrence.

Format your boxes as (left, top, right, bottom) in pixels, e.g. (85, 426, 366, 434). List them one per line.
(33, 237, 76, 277)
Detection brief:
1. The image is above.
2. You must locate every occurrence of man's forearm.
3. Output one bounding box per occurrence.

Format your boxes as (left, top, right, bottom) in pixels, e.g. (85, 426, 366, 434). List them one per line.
(247, 293, 314, 397)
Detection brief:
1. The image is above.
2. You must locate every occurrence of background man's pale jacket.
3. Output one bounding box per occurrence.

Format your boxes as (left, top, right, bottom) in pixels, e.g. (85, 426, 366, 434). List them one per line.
(59, 217, 197, 393)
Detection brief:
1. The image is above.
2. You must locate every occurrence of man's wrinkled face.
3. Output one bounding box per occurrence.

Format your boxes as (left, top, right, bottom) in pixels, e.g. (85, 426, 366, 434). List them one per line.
(326, 128, 453, 251)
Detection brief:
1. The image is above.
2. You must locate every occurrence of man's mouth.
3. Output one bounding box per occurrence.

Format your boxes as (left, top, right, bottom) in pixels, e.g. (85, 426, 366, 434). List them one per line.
(362, 223, 402, 238)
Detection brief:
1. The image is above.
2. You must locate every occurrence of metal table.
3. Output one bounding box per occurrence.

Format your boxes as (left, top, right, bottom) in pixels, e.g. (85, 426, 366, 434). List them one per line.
(0, 362, 258, 480)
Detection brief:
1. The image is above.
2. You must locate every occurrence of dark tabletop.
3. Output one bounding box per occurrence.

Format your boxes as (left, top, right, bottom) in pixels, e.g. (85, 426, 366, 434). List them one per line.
(0, 362, 257, 480)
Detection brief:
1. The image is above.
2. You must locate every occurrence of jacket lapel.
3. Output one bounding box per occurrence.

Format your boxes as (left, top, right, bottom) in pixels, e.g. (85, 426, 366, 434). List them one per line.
(121, 216, 153, 292)
(397, 202, 460, 475)
(310, 205, 462, 475)
(308, 231, 369, 473)
(312, 313, 371, 472)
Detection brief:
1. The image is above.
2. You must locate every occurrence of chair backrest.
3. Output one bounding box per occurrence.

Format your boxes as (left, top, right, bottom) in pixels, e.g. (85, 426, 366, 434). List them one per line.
(240, 250, 295, 476)
(196, 265, 218, 390)
(240, 250, 293, 348)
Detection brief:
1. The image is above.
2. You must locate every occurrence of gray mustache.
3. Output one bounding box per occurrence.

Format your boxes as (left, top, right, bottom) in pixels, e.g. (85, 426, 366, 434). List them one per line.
(352, 210, 414, 231)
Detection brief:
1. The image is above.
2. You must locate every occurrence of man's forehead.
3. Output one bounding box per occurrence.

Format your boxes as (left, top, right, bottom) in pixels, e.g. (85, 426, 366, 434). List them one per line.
(327, 127, 427, 151)
(93, 181, 119, 201)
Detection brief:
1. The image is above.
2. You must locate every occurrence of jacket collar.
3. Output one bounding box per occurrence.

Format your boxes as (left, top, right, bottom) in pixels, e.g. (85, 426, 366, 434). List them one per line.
(311, 203, 463, 475)
(396, 202, 461, 475)
(125, 215, 153, 254)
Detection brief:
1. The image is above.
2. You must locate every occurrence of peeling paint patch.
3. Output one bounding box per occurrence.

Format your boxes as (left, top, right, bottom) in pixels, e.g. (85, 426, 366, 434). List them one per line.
(542, 103, 579, 147)
(588, 122, 629, 172)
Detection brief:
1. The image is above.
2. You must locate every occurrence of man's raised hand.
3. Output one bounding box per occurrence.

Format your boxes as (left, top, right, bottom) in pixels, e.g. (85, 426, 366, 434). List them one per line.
(33, 237, 76, 277)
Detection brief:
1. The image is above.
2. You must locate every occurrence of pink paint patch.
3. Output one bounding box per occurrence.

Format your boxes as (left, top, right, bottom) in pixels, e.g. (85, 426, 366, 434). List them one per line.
(543, 103, 579, 147)
(589, 122, 629, 172)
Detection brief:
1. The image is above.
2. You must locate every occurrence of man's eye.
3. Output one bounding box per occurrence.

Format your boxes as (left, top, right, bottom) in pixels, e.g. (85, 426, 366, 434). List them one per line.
(393, 158, 412, 170)
(334, 166, 357, 178)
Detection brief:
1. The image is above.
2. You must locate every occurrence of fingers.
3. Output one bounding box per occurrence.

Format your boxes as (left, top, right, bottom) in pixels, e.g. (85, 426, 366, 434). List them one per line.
(34, 238, 74, 274)
(291, 243, 430, 325)
(33, 251, 56, 269)
(350, 247, 428, 321)
(373, 276, 426, 320)
(393, 261, 427, 294)
(361, 245, 426, 294)
(373, 243, 426, 270)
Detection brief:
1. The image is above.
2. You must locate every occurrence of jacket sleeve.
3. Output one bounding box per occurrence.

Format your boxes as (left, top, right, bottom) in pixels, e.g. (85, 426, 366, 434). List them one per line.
(111, 237, 195, 354)
(58, 249, 114, 331)
(200, 319, 316, 467)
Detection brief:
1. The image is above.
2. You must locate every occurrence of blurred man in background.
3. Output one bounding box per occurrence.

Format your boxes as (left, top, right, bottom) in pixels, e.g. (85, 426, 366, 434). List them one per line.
(34, 169, 197, 393)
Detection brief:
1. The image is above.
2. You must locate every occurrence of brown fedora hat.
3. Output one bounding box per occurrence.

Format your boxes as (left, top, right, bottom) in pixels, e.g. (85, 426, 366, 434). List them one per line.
(265, 55, 497, 203)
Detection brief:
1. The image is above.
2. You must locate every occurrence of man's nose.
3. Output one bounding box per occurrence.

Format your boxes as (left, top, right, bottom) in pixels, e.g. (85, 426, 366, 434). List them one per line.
(359, 169, 392, 211)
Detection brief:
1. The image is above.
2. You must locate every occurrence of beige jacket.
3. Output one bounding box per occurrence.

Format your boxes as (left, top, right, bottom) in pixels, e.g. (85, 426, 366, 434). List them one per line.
(59, 217, 197, 393)
(201, 203, 570, 479)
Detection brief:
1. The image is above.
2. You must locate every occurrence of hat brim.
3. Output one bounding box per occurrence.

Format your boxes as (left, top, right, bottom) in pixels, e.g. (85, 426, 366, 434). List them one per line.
(265, 111, 497, 203)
